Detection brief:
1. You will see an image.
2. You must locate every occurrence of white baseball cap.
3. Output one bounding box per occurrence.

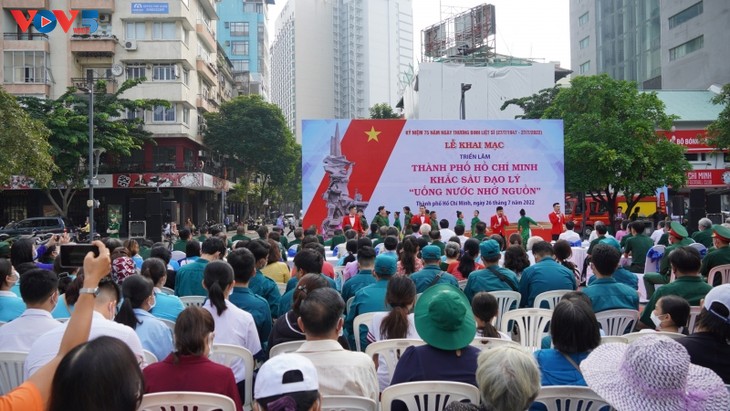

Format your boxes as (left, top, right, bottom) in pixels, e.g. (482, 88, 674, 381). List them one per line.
(254, 353, 319, 399)
(703, 283, 730, 321)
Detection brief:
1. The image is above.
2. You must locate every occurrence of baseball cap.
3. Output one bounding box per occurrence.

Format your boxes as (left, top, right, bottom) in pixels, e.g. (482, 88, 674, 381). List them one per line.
(703, 284, 730, 321)
(421, 245, 441, 260)
(479, 239, 501, 259)
(374, 254, 397, 276)
(254, 353, 319, 399)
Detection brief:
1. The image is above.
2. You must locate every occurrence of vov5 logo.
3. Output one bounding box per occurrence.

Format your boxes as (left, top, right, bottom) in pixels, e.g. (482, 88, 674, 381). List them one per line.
(10, 9, 100, 35)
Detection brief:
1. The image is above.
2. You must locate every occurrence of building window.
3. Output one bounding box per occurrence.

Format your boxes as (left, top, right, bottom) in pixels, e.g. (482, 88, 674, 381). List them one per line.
(152, 22, 177, 40)
(669, 36, 704, 61)
(579, 61, 591, 74)
(126, 64, 146, 80)
(230, 22, 249, 36)
(182, 108, 190, 125)
(125, 108, 144, 121)
(578, 12, 589, 26)
(153, 104, 176, 122)
(183, 69, 190, 85)
(183, 29, 189, 44)
(232, 60, 249, 72)
(231, 41, 249, 55)
(153, 64, 177, 81)
(684, 153, 707, 162)
(579, 36, 589, 50)
(2, 51, 48, 83)
(669, 1, 703, 29)
(126, 22, 145, 39)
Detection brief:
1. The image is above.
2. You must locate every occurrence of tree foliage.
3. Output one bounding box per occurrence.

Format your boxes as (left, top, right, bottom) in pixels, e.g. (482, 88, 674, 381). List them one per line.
(19, 78, 167, 216)
(707, 83, 730, 149)
(0, 87, 55, 186)
(369, 103, 401, 119)
(543, 74, 690, 223)
(500, 85, 560, 119)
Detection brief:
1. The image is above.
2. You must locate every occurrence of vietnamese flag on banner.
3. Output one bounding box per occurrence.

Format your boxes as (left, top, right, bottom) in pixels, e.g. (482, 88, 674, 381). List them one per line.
(303, 119, 406, 232)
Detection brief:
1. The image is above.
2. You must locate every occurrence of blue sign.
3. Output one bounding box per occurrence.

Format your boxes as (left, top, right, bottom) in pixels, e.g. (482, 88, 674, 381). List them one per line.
(131, 3, 169, 14)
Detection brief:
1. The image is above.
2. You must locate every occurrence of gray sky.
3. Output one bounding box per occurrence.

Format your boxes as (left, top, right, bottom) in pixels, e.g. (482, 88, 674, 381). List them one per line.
(267, 0, 571, 68)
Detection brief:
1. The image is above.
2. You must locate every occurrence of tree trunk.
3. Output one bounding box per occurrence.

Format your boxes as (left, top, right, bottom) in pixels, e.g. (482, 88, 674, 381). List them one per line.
(44, 187, 77, 218)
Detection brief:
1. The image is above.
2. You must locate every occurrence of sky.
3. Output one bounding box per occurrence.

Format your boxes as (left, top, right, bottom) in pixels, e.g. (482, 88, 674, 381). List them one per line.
(266, 0, 571, 69)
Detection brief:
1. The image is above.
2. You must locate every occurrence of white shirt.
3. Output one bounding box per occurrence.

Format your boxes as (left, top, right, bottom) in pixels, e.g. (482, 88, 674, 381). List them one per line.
(203, 299, 261, 382)
(367, 312, 420, 391)
(558, 230, 581, 243)
(651, 228, 665, 244)
(440, 228, 457, 242)
(0, 308, 61, 352)
(457, 235, 469, 248)
(24, 311, 144, 379)
(296, 339, 379, 402)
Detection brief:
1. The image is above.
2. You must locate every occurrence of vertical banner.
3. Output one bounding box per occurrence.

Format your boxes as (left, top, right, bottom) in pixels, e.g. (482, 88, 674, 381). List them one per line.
(302, 119, 564, 237)
(656, 186, 668, 214)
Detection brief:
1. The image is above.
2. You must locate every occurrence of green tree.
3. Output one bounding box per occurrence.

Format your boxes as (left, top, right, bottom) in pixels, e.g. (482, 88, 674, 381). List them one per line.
(707, 83, 730, 149)
(543, 74, 690, 225)
(19, 78, 168, 217)
(204, 95, 299, 219)
(0, 87, 55, 186)
(369, 103, 401, 119)
(500, 85, 560, 119)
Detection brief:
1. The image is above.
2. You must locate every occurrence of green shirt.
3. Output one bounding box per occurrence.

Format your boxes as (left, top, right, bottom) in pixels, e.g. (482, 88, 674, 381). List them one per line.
(231, 234, 250, 242)
(403, 212, 414, 233)
(692, 228, 714, 248)
(456, 218, 465, 227)
(373, 214, 389, 227)
(620, 233, 633, 249)
(172, 239, 188, 252)
(624, 234, 653, 271)
(471, 217, 481, 234)
(517, 216, 538, 237)
(197, 235, 208, 243)
(700, 245, 730, 280)
(659, 238, 695, 276)
(640, 276, 712, 327)
(393, 217, 402, 231)
(174, 259, 209, 297)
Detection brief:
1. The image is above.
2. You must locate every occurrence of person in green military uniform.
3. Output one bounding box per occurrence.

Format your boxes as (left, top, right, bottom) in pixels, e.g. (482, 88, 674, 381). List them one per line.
(691, 218, 714, 248)
(471, 210, 481, 235)
(455, 210, 465, 228)
(517, 208, 541, 249)
(392, 211, 402, 233)
(197, 227, 209, 243)
(231, 225, 251, 243)
(472, 221, 488, 242)
(402, 206, 414, 235)
(173, 228, 191, 252)
(429, 211, 439, 232)
(623, 221, 654, 273)
(429, 230, 445, 255)
(372, 206, 389, 228)
(643, 222, 695, 299)
(329, 228, 346, 251)
(106, 217, 120, 239)
(700, 224, 730, 285)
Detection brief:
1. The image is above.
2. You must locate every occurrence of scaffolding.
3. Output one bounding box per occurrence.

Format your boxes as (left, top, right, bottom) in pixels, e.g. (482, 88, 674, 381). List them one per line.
(421, 3, 496, 66)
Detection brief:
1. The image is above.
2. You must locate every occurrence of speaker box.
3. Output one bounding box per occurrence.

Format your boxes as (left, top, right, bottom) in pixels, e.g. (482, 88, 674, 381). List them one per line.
(670, 196, 685, 217)
(146, 214, 162, 243)
(689, 189, 705, 209)
(688, 208, 705, 234)
(146, 192, 162, 216)
(706, 194, 721, 214)
(129, 198, 146, 221)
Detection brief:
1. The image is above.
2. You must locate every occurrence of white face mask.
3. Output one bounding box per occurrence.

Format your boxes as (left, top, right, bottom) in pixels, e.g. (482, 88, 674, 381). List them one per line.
(650, 311, 666, 328)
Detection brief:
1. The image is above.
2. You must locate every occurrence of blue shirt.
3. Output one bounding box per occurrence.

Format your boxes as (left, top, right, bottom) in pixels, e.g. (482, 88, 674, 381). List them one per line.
(530, 350, 593, 411)
(582, 277, 639, 312)
(519, 257, 576, 308)
(345, 279, 390, 350)
(248, 270, 282, 318)
(410, 265, 459, 293)
(174, 259, 209, 297)
(51, 294, 73, 319)
(342, 269, 376, 304)
(133, 308, 174, 362)
(150, 289, 185, 322)
(229, 287, 272, 350)
(588, 267, 638, 290)
(463, 266, 519, 301)
(0, 292, 26, 322)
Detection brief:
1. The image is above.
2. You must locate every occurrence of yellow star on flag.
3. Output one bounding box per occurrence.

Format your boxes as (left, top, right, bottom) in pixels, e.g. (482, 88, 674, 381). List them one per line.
(365, 126, 381, 142)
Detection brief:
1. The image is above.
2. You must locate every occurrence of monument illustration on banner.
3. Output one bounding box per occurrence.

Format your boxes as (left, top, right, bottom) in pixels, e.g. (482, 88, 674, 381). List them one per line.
(321, 124, 368, 237)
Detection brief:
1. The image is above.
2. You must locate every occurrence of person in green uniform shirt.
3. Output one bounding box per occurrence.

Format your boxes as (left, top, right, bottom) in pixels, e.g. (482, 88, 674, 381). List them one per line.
(231, 225, 250, 243)
(329, 228, 346, 251)
(643, 222, 694, 299)
(692, 218, 714, 248)
(623, 221, 654, 273)
(106, 217, 120, 239)
(517, 208, 541, 248)
(402, 206, 414, 235)
(372, 207, 389, 228)
(471, 210, 481, 235)
(637, 246, 712, 329)
(392, 211, 402, 233)
(173, 228, 191, 252)
(429, 211, 439, 232)
(582, 244, 639, 312)
(455, 210, 465, 228)
(700, 224, 730, 285)
(472, 221, 488, 242)
(197, 227, 209, 243)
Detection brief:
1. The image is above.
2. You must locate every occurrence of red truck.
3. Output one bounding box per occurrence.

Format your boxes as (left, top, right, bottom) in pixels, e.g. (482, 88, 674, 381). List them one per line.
(565, 195, 658, 238)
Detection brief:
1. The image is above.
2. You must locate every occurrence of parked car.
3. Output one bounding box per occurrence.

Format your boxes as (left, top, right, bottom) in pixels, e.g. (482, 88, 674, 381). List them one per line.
(0, 216, 74, 237)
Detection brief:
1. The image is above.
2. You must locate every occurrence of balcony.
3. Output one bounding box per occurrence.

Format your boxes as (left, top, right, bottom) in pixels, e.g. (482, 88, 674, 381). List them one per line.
(198, 0, 218, 20)
(2, 33, 50, 52)
(196, 23, 216, 51)
(70, 34, 117, 57)
(2, 0, 47, 8)
(70, 77, 118, 94)
(196, 58, 217, 84)
(70, 0, 115, 12)
(196, 95, 213, 112)
(3, 83, 51, 96)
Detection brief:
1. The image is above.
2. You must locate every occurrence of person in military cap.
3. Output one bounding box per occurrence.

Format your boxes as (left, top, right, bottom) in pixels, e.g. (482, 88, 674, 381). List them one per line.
(643, 221, 695, 299)
(700, 224, 730, 285)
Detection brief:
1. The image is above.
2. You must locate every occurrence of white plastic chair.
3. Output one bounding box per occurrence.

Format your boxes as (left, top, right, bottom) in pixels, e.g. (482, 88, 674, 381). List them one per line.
(171, 250, 187, 263)
(353, 312, 380, 352)
(500, 308, 553, 350)
(346, 296, 355, 314)
(533, 386, 612, 411)
(488, 290, 521, 330)
(321, 395, 378, 411)
(643, 245, 666, 274)
(269, 340, 306, 357)
(623, 331, 686, 342)
(138, 391, 236, 411)
(142, 349, 158, 364)
(209, 344, 254, 410)
(277, 282, 287, 295)
(687, 305, 702, 334)
(458, 279, 467, 290)
(180, 295, 206, 308)
(599, 336, 628, 344)
(380, 381, 480, 411)
(0, 351, 27, 395)
(708, 263, 730, 285)
(594, 309, 639, 336)
(365, 339, 426, 383)
(160, 286, 175, 295)
(160, 318, 176, 333)
(689, 242, 707, 255)
(469, 337, 520, 350)
(533, 289, 571, 310)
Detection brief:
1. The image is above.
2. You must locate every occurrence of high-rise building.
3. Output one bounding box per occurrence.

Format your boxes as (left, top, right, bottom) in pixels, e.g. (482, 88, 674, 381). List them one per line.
(217, 0, 272, 99)
(271, 0, 413, 142)
(570, 0, 730, 89)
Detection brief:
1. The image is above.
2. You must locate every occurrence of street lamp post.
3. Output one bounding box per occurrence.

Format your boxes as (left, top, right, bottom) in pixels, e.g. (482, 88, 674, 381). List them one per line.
(87, 71, 95, 242)
(460, 83, 472, 120)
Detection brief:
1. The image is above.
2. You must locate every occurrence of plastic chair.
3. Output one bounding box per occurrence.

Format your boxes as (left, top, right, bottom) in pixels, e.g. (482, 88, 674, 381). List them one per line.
(353, 312, 380, 352)
(142, 349, 158, 364)
(458, 279, 467, 290)
(209, 344, 254, 410)
(489, 290, 521, 330)
(500, 308, 553, 350)
(380, 381, 480, 411)
(643, 245, 665, 274)
(594, 309, 639, 336)
(160, 286, 175, 295)
(321, 395, 378, 411)
(365, 339, 426, 383)
(599, 336, 628, 344)
(469, 337, 520, 350)
(160, 318, 176, 333)
(687, 305, 702, 334)
(171, 250, 187, 263)
(533, 386, 612, 411)
(708, 264, 730, 285)
(180, 296, 206, 308)
(346, 296, 355, 314)
(533, 290, 571, 310)
(623, 331, 686, 342)
(138, 391, 236, 411)
(0, 351, 27, 395)
(277, 282, 287, 295)
(269, 340, 306, 357)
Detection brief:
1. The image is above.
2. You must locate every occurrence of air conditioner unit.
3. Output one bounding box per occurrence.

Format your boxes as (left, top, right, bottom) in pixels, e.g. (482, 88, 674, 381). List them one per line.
(99, 14, 111, 23)
(124, 40, 137, 50)
(173, 65, 180, 78)
(224, 22, 230, 29)
(225, 40, 230, 46)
